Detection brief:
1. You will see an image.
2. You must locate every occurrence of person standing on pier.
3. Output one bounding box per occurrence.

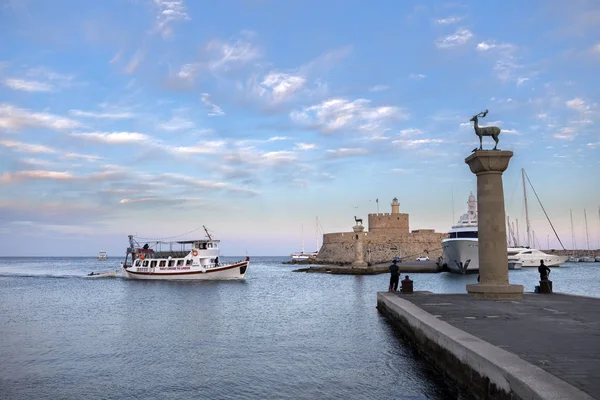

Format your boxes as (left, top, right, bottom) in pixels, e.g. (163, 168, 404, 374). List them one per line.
(538, 260, 550, 281)
(389, 259, 400, 292)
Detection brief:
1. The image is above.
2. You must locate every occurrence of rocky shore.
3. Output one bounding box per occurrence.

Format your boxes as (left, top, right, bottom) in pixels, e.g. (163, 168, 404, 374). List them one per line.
(291, 260, 442, 274)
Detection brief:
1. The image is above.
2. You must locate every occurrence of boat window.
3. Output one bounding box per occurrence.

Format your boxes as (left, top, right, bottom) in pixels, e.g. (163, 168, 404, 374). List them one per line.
(523, 251, 532, 254)
(200, 243, 206, 249)
(214, 243, 218, 248)
(168, 260, 175, 267)
(208, 243, 212, 248)
(134, 260, 140, 266)
(457, 231, 478, 238)
(150, 260, 157, 268)
(449, 232, 457, 238)
(186, 259, 192, 266)
(143, 260, 149, 267)
(177, 259, 184, 266)
(159, 260, 166, 267)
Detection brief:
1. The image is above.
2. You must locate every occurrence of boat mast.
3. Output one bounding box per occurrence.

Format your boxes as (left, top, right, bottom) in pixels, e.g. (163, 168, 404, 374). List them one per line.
(522, 168, 531, 248)
(315, 216, 319, 253)
(584, 209, 590, 251)
(203, 225, 213, 241)
(570, 209, 576, 252)
(516, 219, 520, 246)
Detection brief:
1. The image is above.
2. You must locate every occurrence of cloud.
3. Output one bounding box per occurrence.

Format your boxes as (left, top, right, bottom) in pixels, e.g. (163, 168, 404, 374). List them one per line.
(201, 93, 225, 116)
(3, 78, 53, 92)
(177, 31, 261, 81)
(553, 127, 577, 140)
(167, 140, 226, 155)
(400, 128, 424, 136)
(69, 109, 135, 119)
(0, 140, 56, 154)
(0, 104, 81, 131)
(158, 116, 195, 131)
(566, 98, 588, 111)
(409, 73, 426, 80)
(587, 142, 600, 149)
(0, 170, 75, 183)
(124, 50, 144, 74)
(250, 72, 307, 105)
(392, 138, 444, 149)
(475, 41, 528, 84)
(63, 152, 102, 162)
(153, 0, 190, 38)
(435, 16, 463, 24)
(70, 132, 151, 144)
(435, 28, 473, 48)
(502, 129, 519, 134)
(325, 148, 368, 159)
(290, 98, 408, 134)
(294, 142, 318, 151)
(592, 43, 600, 53)
(369, 85, 389, 92)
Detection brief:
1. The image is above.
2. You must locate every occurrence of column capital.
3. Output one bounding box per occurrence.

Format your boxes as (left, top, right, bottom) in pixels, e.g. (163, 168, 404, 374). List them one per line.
(465, 150, 513, 175)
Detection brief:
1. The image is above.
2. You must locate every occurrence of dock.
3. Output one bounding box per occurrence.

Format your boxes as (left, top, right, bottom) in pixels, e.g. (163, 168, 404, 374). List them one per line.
(377, 292, 599, 400)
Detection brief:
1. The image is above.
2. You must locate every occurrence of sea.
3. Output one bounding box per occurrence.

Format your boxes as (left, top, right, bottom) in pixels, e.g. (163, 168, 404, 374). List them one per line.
(1, 257, 599, 400)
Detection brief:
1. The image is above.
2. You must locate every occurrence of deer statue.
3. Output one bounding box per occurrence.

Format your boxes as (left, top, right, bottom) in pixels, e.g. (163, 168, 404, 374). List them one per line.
(354, 216, 363, 226)
(470, 109, 501, 150)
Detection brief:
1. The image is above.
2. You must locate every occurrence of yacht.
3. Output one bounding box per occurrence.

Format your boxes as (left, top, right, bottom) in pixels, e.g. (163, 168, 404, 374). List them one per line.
(97, 251, 107, 261)
(441, 193, 479, 274)
(507, 247, 568, 267)
(441, 193, 522, 274)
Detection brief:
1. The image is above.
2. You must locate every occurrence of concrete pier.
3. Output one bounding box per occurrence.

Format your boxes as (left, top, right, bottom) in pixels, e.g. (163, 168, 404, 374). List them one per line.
(377, 292, 598, 400)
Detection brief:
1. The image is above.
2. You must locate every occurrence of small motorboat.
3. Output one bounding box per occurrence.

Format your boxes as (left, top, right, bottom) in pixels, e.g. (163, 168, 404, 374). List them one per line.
(88, 270, 119, 278)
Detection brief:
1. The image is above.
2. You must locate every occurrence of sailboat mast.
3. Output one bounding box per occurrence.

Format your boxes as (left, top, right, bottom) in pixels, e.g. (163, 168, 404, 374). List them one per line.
(301, 223, 305, 253)
(516, 219, 520, 246)
(522, 168, 531, 248)
(570, 209, 576, 251)
(584, 209, 590, 251)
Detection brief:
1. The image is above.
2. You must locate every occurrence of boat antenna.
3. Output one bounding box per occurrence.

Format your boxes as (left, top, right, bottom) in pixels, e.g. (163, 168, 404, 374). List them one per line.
(203, 225, 213, 241)
(524, 171, 566, 250)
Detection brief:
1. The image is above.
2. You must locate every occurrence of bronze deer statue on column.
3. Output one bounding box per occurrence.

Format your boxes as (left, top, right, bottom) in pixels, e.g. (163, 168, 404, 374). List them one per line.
(470, 109, 501, 150)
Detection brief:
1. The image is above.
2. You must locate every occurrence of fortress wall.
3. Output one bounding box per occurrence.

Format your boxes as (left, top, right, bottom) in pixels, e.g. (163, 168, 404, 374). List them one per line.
(318, 230, 448, 264)
(368, 213, 409, 232)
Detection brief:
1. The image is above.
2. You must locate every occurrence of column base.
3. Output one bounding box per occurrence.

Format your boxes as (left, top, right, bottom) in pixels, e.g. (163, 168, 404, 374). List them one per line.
(466, 283, 524, 300)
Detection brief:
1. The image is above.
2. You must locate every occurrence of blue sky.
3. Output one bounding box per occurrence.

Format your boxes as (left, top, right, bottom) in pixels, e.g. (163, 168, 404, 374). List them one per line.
(1, 0, 599, 256)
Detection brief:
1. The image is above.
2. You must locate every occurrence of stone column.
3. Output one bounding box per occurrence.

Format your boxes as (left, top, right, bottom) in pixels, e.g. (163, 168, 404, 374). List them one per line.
(465, 150, 523, 300)
(352, 225, 368, 268)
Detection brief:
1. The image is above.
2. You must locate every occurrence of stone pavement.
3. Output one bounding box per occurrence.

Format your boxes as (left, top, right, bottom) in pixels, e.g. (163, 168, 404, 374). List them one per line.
(394, 292, 600, 399)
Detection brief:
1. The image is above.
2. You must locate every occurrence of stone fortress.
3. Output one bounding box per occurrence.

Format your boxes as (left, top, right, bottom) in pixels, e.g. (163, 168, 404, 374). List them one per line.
(316, 198, 448, 264)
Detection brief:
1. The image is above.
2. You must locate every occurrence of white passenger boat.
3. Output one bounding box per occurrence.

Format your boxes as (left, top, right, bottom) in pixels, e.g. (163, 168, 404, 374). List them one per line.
(120, 227, 249, 281)
(97, 251, 107, 261)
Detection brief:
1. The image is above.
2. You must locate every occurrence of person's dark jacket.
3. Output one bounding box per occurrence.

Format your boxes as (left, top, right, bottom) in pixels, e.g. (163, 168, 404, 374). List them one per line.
(389, 263, 399, 277)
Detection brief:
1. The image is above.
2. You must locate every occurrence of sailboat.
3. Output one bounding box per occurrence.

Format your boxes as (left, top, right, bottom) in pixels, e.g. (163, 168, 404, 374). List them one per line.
(291, 218, 320, 260)
(566, 210, 580, 263)
(506, 168, 568, 267)
(579, 209, 595, 262)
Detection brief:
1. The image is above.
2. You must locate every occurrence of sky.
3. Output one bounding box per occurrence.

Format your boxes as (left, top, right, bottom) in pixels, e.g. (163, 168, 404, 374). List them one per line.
(1, 0, 599, 256)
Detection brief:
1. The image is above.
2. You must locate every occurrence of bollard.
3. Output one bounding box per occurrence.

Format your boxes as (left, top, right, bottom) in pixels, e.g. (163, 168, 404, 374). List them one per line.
(539, 280, 553, 294)
(400, 275, 413, 294)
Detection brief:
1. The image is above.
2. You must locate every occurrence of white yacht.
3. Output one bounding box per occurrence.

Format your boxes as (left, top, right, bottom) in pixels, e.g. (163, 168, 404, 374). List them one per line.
(441, 193, 522, 274)
(441, 193, 479, 274)
(507, 247, 568, 267)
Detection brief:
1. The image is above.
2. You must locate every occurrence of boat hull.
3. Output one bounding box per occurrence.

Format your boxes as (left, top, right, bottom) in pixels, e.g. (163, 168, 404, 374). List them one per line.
(442, 238, 479, 274)
(121, 261, 249, 281)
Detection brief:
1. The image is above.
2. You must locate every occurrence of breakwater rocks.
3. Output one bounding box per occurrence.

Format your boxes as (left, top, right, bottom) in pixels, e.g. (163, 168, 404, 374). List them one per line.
(292, 261, 442, 274)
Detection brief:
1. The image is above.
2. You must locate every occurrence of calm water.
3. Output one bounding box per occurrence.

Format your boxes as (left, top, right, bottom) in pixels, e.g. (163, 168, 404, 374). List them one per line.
(1, 257, 598, 400)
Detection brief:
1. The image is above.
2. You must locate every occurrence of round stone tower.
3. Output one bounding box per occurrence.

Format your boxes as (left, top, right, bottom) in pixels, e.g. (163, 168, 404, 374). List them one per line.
(391, 197, 400, 214)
